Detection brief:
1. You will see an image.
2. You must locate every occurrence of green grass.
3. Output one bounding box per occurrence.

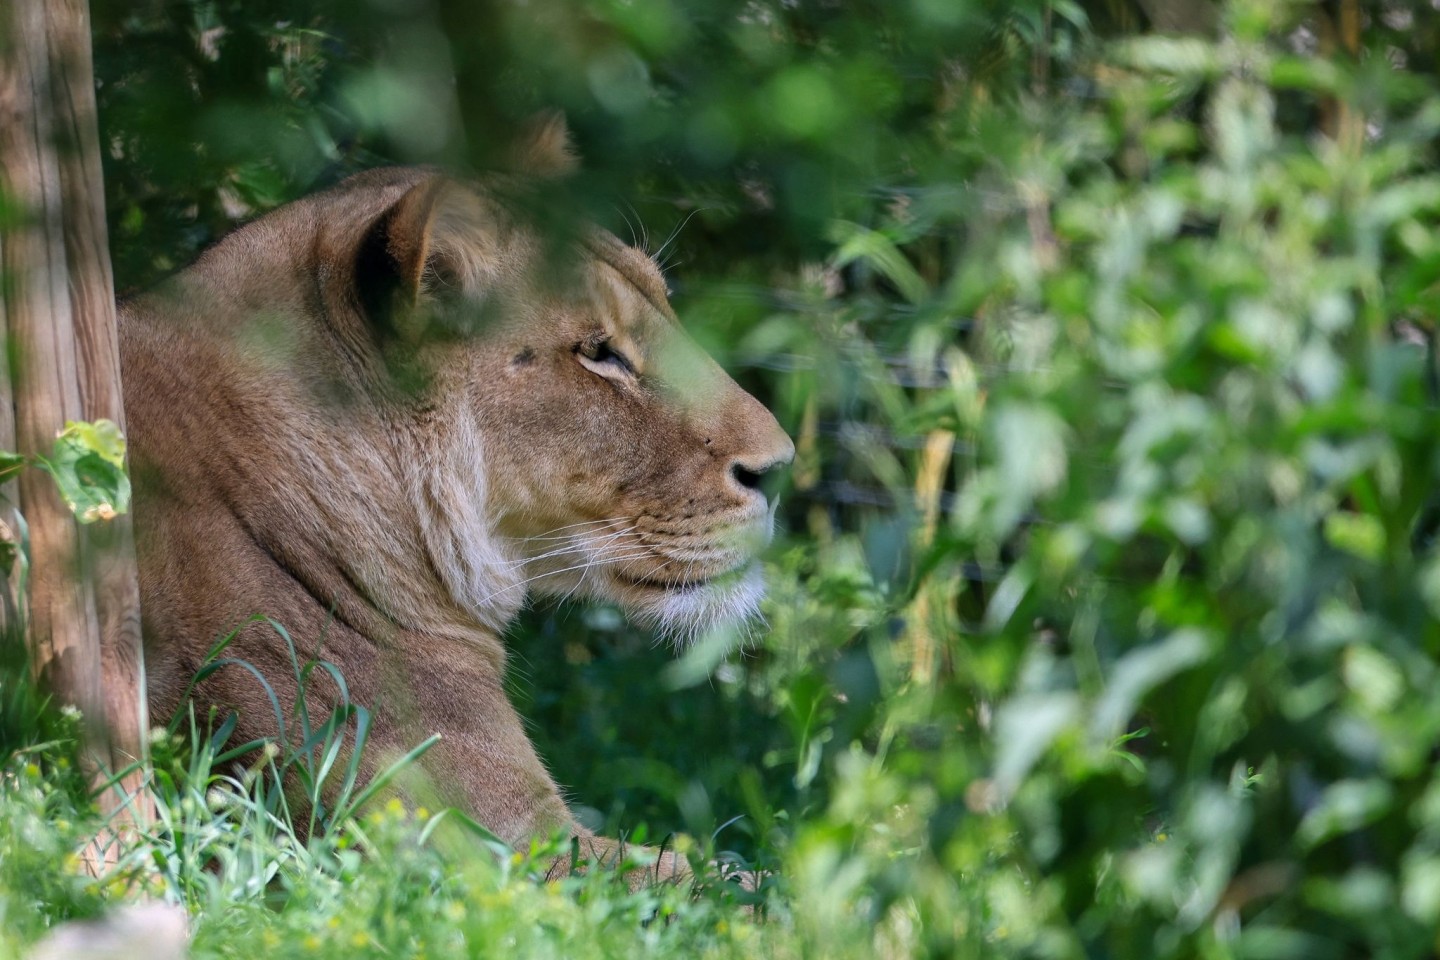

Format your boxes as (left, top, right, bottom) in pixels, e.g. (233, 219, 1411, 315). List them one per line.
(0, 622, 896, 960)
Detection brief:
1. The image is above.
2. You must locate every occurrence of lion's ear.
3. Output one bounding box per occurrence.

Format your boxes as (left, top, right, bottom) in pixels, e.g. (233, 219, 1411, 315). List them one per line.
(355, 174, 495, 338)
(354, 175, 445, 328)
(505, 110, 579, 178)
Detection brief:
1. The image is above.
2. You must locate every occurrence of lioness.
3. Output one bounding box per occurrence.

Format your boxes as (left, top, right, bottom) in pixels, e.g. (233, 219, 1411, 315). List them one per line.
(119, 121, 792, 879)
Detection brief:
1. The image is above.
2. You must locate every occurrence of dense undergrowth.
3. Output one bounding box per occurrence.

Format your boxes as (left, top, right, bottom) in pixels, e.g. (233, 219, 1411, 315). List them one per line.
(7, 0, 1440, 956)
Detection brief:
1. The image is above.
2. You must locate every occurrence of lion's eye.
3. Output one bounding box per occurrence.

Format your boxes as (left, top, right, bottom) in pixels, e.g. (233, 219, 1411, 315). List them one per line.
(577, 337, 635, 378)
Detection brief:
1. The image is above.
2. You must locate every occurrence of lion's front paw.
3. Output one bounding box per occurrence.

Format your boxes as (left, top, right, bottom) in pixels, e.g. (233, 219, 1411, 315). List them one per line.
(546, 834, 692, 891)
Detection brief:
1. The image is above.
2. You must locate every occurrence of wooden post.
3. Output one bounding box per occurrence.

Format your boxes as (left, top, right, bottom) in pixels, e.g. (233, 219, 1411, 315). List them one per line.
(0, 0, 150, 857)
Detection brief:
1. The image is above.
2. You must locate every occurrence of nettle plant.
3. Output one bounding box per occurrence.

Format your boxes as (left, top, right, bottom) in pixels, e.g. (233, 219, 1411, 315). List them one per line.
(948, 11, 1440, 957)
(751, 3, 1440, 955)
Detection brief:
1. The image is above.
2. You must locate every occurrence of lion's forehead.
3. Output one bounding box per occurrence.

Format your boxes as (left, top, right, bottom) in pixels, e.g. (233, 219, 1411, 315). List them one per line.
(581, 232, 672, 317)
(588, 265, 667, 330)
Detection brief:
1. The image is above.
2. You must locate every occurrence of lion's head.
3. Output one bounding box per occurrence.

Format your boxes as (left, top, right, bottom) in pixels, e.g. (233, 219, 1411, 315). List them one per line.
(322, 131, 792, 645)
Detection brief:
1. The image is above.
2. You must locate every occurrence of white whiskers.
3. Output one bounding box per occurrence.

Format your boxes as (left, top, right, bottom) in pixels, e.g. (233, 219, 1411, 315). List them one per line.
(474, 548, 656, 609)
(479, 512, 768, 651)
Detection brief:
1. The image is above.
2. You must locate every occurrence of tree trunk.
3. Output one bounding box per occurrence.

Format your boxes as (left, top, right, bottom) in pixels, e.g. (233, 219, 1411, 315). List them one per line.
(0, 0, 150, 860)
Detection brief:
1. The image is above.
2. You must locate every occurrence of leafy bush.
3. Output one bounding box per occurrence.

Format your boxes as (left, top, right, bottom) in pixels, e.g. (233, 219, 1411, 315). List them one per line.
(730, 2, 1440, 955)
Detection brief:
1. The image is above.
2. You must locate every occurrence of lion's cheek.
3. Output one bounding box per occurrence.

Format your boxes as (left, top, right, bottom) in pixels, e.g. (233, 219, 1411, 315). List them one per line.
(479, 391, 705, 519)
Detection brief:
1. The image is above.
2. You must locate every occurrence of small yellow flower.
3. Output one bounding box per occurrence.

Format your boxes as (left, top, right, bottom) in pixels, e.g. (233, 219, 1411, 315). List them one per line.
(303, 935, 321, 950)
(416, 806, 430, 820)
(327, 916, 340, 929)
(350, 932, 368, 948)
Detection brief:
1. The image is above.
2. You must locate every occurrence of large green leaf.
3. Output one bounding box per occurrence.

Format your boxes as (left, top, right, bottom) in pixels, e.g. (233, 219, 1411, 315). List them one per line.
(39, 419, 131, 524)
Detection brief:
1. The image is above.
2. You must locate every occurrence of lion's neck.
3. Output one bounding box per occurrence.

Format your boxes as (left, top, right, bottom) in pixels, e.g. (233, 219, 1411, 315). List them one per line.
(247, 409, 529, 649)
(393, 412, 528, 636)
(125, 253, 532, 658)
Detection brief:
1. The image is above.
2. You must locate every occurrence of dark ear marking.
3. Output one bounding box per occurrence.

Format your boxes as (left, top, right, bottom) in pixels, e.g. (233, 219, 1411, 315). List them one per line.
(354, 207, 399, 330)
(354, 175, 448, 336)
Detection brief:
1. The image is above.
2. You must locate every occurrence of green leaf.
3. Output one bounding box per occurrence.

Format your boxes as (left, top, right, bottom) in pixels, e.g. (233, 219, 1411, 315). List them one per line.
(39, 419, 131, 524)
(1296, 779, 1394, 850)
(1113, 37, 1221, 78)
(1092, 629, 1213, 739)
(828, 221, 929, 305)
(1324, 512, 1385, 563)
(0, 451, 27, 484)
(992, 692, 1080, 799)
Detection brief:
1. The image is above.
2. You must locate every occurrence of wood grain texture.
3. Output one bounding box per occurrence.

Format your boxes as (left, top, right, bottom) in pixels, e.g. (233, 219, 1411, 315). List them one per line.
(0, 0, 149, 840)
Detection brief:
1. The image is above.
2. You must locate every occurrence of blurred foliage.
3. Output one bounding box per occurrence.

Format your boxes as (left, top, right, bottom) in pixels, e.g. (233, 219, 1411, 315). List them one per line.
(41, 0, 1440, 955)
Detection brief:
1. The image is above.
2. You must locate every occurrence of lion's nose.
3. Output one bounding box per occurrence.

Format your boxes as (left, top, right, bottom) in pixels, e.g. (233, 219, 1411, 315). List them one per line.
(727, 435, 795, 498)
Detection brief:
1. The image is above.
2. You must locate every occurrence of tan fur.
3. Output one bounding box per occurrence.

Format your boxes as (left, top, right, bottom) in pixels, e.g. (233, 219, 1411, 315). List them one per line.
(119, 164, 792, 877)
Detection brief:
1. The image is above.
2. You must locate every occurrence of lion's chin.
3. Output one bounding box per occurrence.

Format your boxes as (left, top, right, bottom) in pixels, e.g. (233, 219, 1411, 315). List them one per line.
(611, 561, 767, 649)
